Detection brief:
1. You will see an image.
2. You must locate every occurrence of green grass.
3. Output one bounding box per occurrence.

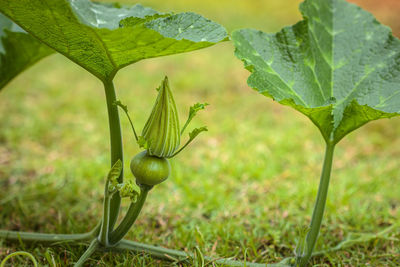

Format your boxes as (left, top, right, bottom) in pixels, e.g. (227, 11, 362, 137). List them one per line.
(1, 1, 400, 266)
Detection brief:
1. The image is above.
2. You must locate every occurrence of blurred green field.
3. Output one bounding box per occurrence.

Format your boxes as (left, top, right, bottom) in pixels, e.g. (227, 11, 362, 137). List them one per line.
(0, 0, 399, 266)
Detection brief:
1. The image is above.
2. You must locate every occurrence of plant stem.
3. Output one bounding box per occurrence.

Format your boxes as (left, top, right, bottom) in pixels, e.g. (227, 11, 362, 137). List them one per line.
(109, 186, 150, 244)
(98, 192, 112, 246)
(115, 102, 139, 141)
(170, 137, 194, 158)
(298, 142, 335, 266)
(0, 223, 100, 243)
(0, 228, 269, 266)
(0, 251, 38, 267)
(74, 238, 99, 267)
(103, 79, 124, 232)
(115, 239, 266, 267)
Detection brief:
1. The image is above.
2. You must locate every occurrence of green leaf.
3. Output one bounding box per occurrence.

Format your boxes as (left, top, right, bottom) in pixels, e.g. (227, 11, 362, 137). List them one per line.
(189, 126, 208, 140)
(118, 181, 139, 202)
(107, 159, 123, 188)
(0, 14, 53, 90)
(181, 102, 209, 135)
(0, 0, 228, 81)
(232, 0, 400, 144)
(119, 14, 170, 27)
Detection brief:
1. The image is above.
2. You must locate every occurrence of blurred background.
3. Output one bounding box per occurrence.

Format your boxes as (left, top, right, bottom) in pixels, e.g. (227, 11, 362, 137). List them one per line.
(0, 0, 399, 265)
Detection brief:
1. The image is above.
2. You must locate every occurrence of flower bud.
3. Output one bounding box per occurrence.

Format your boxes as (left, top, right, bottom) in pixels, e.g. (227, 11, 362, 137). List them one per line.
(141, 76, 180, 158)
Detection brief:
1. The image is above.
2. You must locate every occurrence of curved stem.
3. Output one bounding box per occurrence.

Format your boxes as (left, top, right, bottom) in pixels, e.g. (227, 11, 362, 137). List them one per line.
(0, 251, 38, 267)
(109, 186, 150, 244)
(298, 142, 335, 266)
(0, 223, 100, 243)
(103, 79, 124, 232)
(115, 102, 139, 141)
(169, 137, 193, 158)
(74, 239, 99, 267)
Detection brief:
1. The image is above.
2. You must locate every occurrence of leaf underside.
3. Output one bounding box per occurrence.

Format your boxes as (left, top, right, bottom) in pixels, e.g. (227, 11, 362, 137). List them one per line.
(0, 14, 53, 91)
(233, 0, 400, 143)
(0, 0, 228, 81)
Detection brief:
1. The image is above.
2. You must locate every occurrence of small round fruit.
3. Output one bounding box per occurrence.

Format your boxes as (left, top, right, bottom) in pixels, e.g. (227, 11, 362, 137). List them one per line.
(130, 151, 170, 186)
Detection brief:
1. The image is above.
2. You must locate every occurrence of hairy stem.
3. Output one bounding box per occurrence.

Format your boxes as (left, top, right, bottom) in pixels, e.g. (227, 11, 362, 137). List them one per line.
(299, 142, 335, 266)
(74, 239, 99, 267)
(109, 186, 150, 244)
(103, 79, 124, 232)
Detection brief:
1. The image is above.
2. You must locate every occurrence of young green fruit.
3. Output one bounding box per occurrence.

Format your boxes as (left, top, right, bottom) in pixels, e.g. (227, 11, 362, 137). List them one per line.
(130, 151, 170, 186)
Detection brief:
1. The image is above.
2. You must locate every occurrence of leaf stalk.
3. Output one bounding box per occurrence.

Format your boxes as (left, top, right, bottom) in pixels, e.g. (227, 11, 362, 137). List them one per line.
(298, 142, 335, 266)
(103, 80, 124, 232)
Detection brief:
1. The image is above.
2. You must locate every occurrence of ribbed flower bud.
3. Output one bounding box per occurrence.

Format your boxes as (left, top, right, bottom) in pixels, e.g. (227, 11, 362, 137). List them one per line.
(141, 76, 180, 158)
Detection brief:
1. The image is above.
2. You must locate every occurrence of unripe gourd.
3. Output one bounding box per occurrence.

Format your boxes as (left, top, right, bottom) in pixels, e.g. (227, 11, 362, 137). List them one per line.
(130, 151, 170, 186)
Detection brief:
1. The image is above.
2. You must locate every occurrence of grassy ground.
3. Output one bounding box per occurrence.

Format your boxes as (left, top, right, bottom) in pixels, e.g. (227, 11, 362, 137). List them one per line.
(1, 0, 399, 266)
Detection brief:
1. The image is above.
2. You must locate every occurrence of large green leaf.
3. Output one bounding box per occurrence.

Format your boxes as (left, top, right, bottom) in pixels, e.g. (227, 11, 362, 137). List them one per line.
(232, 0, 400, 144)
(0, 0, 228, 81)
(0, 14, 53, 90)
